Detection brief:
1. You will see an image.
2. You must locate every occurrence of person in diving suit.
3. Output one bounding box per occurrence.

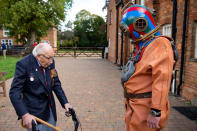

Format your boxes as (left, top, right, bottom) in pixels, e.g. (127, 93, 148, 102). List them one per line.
(120, 4, 177, 131)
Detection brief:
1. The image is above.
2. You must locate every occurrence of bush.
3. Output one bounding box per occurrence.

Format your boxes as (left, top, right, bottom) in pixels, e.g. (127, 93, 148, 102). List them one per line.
(59, 40, 74, 47)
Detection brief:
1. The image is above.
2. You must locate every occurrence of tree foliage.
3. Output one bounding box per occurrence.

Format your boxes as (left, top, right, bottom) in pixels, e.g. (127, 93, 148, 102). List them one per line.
(64, 20, 73, 30)
(0, 0, 72, 47)
(58, 30, 74, 40)
(73, 9, 107, 47)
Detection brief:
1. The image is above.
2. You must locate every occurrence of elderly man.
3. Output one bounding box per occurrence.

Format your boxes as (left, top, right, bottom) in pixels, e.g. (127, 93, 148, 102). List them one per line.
(10, 43, 72, 131)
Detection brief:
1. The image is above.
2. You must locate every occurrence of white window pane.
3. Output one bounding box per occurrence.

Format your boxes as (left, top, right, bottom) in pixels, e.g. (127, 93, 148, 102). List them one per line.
(140, 0, 144, 5)
(162, 24, 171, 37)
(3, 28, 9, 37)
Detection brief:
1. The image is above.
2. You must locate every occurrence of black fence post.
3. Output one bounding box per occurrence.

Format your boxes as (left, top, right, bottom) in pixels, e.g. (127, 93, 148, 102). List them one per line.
(74, 47, 76, 57)
(102, 46, 105, 59)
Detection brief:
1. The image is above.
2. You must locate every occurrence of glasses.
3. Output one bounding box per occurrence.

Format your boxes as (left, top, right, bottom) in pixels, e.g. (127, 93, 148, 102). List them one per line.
(40, 54, 54, 61)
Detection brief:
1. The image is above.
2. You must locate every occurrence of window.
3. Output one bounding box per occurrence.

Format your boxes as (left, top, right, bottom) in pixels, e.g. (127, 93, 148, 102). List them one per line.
(3, 28, 9, 37)
(162, 24, 171, 37)
(108, 38, 111, 48)
(109, 10, 112, 25)
(195, 23, 197, 58)
(1, 39, 13, 46)
(140, 0, 144, 5)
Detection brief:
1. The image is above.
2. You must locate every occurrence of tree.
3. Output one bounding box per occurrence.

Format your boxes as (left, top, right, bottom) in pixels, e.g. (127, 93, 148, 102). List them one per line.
(74, 9, 107, 47)
(58, 30, 74, 40)
(64, 20, 73, 31)
(0, 0, 72, 50)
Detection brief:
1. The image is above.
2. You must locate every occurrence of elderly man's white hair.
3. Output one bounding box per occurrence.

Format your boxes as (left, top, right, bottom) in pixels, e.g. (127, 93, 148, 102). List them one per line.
(32, 43, 53, 56)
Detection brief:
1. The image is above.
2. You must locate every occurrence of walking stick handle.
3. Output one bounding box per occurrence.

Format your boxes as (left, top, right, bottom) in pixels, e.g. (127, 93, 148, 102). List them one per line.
(33, 116, 62, 131)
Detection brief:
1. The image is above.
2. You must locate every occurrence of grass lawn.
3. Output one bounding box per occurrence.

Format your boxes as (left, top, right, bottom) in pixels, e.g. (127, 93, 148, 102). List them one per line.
(0, 56, 22, 80)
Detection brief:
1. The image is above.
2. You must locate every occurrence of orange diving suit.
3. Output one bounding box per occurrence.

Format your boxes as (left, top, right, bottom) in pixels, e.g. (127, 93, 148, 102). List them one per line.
(120, 4, 177, 131)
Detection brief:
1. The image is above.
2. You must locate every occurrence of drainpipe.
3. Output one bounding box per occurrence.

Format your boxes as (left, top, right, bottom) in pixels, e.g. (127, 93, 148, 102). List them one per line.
(177, 0, 188, 96)
(171, 0, 177, 94)
(120, 32, 124, 66)
(120, 1, 124, 67)
(172, 0, 177, 41)
(115, 1, 121, 64)
(105, 4, 108, 59)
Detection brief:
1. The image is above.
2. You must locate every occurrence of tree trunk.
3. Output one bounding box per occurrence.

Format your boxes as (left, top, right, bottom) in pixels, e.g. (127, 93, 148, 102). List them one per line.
(25, 31, 36, 54)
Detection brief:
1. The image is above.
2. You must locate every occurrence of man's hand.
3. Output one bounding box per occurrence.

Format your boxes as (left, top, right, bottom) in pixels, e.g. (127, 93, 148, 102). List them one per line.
(22, 113, 37, 129)
(64, 103, 73, 117)
(147, 114, 160, 129)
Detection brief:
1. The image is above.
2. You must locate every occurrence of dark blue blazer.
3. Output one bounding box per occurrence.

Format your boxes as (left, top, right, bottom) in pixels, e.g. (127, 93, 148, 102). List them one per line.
(9, 54, 68, 121)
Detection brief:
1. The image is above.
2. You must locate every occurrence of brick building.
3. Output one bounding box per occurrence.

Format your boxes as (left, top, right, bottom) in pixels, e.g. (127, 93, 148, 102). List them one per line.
(106, 0, 197, 102)
(0, 27, 57, 48)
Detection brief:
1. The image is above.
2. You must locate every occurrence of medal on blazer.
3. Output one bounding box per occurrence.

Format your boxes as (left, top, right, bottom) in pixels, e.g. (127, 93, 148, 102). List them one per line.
(30, 73, 34, 81)
(50, 69, 57, 87)
(50, 69, 57, 78)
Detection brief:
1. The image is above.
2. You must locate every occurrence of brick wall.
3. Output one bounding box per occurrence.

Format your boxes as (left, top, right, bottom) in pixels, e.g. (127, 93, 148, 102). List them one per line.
(180, 0, 197, 100)
(107, 0, 197, 101)
(157, 0, 173, 26)
(107, 0, 117, 63)
(0, 29, 3, 38)
(0, 27, 57, 48)
(145, 0, 197, 100)
(144, 0, 197, 100)
(0, 29, 11, 42)
(0, 29, 22, 45)
(117, 7, 122, 65)
(40, 27, 57, 48)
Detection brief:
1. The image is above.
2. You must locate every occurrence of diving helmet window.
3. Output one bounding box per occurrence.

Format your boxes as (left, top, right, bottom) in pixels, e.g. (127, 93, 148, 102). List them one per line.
(133, 18, 148, 32)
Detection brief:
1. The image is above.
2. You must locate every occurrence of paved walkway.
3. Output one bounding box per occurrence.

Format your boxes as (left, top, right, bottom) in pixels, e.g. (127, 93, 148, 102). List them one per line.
(0, 57, 197, 131)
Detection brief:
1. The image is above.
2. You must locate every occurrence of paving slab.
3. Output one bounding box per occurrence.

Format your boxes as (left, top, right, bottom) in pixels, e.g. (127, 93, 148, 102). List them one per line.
(0, 57, 196, 131)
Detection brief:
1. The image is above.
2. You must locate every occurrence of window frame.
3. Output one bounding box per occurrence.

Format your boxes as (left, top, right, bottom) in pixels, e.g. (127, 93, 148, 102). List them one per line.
(3, 28, 9, 37)
(162, 24, 172, 37)
(1, 39, 13, 46)
(109, 10, 112, 25)
(108, 38, 111, 48)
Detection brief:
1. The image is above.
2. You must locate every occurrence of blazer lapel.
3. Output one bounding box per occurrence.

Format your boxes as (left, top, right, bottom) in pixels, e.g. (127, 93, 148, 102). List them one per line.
(31, 54, 49, 92)
(38, 67, 47, 87)
(45, 68, 52, 92)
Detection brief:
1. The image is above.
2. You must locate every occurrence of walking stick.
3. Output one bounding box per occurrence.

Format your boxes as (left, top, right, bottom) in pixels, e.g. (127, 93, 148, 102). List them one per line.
(34, 116, 62, 131)
(21, 115, 62, 131)
(21, 108, 81, 131)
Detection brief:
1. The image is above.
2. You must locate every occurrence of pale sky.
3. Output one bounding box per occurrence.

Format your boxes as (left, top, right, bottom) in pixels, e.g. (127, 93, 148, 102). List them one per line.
(61, 0, 107, 30)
